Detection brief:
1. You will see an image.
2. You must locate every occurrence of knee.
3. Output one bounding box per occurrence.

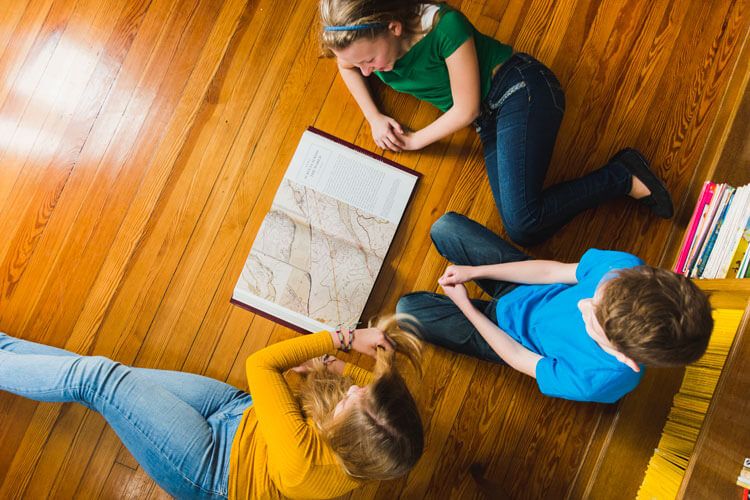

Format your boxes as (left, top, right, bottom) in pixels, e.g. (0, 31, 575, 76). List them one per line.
(396, 293, 425, 318)
(77, 356, 127, 390)
(502, 216, 545, 247)
(429, 212, 466, 245)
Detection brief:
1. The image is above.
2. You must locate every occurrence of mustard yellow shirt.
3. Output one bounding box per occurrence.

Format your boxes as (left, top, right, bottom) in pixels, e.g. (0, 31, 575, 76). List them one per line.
(228, 331, 373, 499)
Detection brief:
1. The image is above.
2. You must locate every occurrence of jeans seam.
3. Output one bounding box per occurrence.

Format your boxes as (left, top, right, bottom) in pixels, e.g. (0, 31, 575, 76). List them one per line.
(85, 384, 228, 498)
(540, 69, 565, 113)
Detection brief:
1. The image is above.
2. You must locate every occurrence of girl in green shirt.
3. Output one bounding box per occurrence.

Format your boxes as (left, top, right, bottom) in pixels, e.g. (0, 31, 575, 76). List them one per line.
(319, 0, 673, 246)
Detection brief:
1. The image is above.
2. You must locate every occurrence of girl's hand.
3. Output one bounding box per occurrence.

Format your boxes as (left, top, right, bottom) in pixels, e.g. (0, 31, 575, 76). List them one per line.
(351, 327, 394, 357)
(441, 282, 471, 308)
(394, 130, 425, 151)
(438, 265, 475, 286)
(292, 355, 339, 375)
(369, 114, 405, 152)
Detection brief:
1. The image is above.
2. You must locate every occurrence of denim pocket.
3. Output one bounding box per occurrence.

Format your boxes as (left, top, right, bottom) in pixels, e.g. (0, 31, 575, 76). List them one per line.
(217, 395, 253, 420)
(539, 68, 565, 113)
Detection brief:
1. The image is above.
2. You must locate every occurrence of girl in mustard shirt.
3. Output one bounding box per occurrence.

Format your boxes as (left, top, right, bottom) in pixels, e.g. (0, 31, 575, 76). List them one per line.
(0, 318, 422, 499)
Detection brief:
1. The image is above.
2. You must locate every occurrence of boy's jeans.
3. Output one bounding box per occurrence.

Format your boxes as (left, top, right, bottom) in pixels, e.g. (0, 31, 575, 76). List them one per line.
(397, 212, 528, 363)
(0, 333, 253, 499)
(476, 52, 632, 246)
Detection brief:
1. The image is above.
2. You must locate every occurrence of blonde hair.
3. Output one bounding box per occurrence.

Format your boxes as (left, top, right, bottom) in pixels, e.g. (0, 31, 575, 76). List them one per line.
(319, 0, 439, 56)
(299, 315, 424, 480)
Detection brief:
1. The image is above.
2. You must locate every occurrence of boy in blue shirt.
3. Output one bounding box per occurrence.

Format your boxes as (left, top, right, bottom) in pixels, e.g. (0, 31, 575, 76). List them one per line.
(396, 212, 713, 403)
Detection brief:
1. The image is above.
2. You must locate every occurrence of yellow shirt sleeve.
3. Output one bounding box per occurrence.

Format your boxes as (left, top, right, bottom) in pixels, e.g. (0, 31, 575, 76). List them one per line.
(343, 362, 374, 386)
(245, 331, 334, 485)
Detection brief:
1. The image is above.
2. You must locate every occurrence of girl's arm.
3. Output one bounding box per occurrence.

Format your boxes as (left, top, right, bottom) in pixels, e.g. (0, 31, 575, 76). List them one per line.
(439, 260, 579, 286)
(245, 332, 339, 475)
(443, 283, 541, 377)
(400, 37, 481, 150)
(338, 63, 405, 151)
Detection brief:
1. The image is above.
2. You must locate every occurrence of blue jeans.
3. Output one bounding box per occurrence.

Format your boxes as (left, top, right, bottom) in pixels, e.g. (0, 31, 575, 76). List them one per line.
(0, 333, 252, 499)
(396, 212, 529, 362)
(476, 53, 631, 246)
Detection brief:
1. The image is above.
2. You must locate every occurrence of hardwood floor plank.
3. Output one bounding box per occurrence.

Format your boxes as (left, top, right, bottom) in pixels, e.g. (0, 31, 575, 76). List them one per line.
(0, 1, 30, 59)
(0, 0, 56, 114)
(0, 0, 80, 218)
(0, 0, 128, 329)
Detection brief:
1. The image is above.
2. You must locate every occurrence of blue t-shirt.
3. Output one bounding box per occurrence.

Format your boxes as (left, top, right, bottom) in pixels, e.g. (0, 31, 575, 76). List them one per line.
(495, 249, 645, 403)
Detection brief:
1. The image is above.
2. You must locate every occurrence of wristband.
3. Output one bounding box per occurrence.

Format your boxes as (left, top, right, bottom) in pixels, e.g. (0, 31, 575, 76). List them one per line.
(347, 326, 356, 352)
(336, 324, 349, 352)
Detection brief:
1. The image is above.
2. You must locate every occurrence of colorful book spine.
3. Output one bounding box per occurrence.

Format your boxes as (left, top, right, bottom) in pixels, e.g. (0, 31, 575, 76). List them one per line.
(675, 182, 715, 274)
(714, 186, 750, 278)
(693, 187, 735, 278)
(685, 184, 726, 276)
(728, 213, 750, 278)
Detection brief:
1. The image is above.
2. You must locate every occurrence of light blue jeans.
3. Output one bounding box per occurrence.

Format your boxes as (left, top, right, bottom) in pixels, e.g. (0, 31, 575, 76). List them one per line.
(0, 332, 253, 499)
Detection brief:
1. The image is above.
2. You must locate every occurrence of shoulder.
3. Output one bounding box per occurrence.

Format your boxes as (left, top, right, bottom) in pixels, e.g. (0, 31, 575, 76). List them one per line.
(576, 248, 644, 282)
(586, 365, 643, 403)
(536, 357, 642, 403)
(435, 6, 474, 34)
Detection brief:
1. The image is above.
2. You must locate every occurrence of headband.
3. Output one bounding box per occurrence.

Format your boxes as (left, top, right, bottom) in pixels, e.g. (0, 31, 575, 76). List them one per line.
(323, 22, 384, 32)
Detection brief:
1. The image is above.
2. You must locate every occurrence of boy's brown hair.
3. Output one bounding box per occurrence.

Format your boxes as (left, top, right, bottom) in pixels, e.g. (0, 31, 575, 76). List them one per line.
(595, 266, 713, 366)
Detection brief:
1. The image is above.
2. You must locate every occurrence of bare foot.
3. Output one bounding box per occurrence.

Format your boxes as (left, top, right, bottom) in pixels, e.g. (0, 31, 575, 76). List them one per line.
(629, 176, 651, 199)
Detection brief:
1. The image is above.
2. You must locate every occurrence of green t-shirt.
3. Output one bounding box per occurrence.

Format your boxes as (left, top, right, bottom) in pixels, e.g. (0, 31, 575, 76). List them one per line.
(375, 5, 512, 112)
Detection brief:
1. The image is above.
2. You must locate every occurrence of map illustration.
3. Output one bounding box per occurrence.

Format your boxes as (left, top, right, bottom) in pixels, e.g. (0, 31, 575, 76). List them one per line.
(237, 179, 396, 327)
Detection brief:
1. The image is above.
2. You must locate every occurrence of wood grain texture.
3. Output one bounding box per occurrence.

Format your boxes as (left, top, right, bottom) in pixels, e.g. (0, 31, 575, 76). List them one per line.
(0, 0, 748, 498)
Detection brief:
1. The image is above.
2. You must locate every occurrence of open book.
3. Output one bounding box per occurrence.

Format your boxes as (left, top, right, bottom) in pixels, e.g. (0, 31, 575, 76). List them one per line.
(232, 128, 419, 332)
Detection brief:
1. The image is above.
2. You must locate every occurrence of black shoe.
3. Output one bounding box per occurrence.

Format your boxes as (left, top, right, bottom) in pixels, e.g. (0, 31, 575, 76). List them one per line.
(611, 148, 673, 219)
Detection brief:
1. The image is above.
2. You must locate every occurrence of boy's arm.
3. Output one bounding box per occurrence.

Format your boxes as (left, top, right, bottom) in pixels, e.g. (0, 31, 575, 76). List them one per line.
(443, 283, 541, 377)
(402, 37, 481, 150)
(440, 260, 579, 286)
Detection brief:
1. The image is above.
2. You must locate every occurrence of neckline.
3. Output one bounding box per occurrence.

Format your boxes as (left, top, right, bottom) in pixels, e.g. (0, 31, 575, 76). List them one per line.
(380, 4, 449, 73)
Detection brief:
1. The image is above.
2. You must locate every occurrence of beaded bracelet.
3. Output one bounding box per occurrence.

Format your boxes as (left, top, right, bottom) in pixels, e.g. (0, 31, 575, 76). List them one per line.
(347, 326, 356, 352)
(336, 324, 350, 352)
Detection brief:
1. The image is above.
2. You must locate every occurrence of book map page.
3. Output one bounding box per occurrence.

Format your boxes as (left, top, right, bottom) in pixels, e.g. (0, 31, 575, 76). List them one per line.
(238, 178, 396, 327)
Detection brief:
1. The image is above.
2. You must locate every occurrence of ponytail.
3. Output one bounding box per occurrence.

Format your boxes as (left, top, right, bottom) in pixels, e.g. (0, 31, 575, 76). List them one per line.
(299, 314, 424, 481)
(373, 314, 422, 378)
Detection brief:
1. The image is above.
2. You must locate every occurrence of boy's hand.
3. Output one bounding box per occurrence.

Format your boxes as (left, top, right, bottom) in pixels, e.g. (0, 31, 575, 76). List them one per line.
(441, 282, 470, 308)
(369, 114, 405, 152)
(438, 265, 475, 286)
(351, 327, 394, 357)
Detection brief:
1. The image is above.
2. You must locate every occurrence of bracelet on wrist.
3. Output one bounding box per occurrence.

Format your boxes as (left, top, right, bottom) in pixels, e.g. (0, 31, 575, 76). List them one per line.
(347, 326, 355, 352)
(336, 324, 350, 352)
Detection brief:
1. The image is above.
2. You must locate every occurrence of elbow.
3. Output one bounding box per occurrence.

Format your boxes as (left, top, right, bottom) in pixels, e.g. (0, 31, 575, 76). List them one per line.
(245, 353, 263, 377)
(463, 107, 480, 125)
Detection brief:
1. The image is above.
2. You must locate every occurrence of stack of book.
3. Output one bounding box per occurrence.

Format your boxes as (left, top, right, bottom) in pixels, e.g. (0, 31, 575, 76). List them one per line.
(674, 181, 750, 279)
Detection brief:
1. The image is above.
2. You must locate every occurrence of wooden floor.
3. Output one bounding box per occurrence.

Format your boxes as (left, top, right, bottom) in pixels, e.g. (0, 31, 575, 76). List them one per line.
(0, 0, 748, 498)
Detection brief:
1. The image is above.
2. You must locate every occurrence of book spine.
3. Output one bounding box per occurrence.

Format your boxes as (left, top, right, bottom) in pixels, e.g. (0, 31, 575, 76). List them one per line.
(704, 186, 742, 278)
(718, 186, 750, 278)
(675, 181, 715, 274)
(695, 187, 735, 278)
(687, 184, 725, 276)
(740, 245, 750, 278)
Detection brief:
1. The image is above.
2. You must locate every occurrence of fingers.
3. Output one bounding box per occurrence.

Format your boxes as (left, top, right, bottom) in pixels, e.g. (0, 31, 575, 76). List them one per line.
(383, 136, 402, 152)
(386, 130, 404, 148)
(386, 117, 404, 135)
